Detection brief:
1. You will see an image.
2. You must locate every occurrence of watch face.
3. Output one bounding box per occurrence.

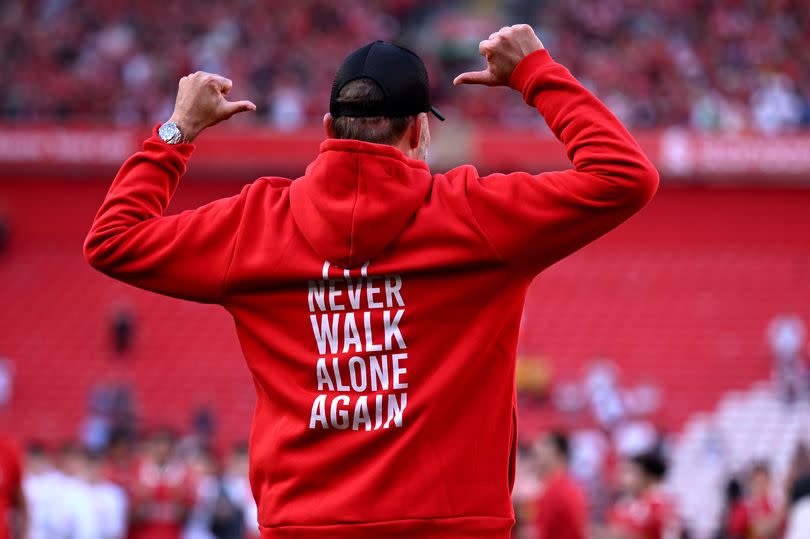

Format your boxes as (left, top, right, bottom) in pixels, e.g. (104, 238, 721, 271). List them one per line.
(159, 122, 181, 144)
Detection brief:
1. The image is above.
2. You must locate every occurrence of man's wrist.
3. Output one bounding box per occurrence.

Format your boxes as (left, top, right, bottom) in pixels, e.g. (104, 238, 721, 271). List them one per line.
(508, 49, 553, 94)
(167, 115, 200, 143)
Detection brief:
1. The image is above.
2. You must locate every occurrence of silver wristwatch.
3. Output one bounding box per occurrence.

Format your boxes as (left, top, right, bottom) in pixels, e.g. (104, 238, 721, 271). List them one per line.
(158, 121, 186, 144)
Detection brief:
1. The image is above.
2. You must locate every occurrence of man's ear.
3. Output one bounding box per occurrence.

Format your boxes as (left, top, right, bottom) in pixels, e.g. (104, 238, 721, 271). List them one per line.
(324, 113, 336, 139)
(409, 113, 427, 150)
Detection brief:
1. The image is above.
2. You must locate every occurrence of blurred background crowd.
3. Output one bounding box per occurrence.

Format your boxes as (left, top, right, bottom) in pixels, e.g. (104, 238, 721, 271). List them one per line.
(2, 311, 809, 538)
(2, 1, 810, 539)
(3, 0, 810, 132)
(6, 433, 258, 539)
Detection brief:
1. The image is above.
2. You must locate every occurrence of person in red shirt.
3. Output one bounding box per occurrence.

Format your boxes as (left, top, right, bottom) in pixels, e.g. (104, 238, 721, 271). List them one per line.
(129, 429, 195, 539)
(728, 462, 784, 539)
(720, 477, 748, 539)
(607, 452, 677, 539)
(85, 24, 658, 539)
(103, 430, 136, 491)
(0, 437, 27, 539)
(534, 431, 588, 539)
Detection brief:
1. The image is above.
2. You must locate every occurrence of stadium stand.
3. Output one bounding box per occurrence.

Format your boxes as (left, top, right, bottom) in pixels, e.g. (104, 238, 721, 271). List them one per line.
(2, 181, 808, 449)
(3, 2, 810, 537)
(2, 0, 810, 132)
(670, 381, 810, 537)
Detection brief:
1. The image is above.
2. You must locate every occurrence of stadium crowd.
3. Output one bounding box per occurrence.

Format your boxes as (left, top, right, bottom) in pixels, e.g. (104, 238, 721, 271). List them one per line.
(2, 0, 810, 132)
(2, 431, 259, 539)
(4, 429, 810, 539)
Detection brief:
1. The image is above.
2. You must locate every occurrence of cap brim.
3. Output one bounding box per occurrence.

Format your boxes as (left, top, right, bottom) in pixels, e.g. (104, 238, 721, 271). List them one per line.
(430, 106, 445, 122)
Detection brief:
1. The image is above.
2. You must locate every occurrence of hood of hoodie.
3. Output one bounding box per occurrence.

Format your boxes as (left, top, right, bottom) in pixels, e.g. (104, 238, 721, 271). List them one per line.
(290, 138, 433, 268)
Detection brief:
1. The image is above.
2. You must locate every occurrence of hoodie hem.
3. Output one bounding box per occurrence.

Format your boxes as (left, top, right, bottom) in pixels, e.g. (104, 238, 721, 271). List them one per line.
(259, 515, 513, 538)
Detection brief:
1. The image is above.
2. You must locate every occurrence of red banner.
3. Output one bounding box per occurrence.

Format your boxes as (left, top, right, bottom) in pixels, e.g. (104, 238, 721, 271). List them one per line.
(1, 125, 809, 183)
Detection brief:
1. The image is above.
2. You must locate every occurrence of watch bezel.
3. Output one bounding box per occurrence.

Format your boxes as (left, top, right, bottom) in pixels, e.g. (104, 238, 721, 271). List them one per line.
(158, 121, 184, 144)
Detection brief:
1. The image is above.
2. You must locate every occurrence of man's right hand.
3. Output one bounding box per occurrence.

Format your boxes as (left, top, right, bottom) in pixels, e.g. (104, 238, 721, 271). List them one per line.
(168, 71, 256, 142)
(453, 24, 544, 87)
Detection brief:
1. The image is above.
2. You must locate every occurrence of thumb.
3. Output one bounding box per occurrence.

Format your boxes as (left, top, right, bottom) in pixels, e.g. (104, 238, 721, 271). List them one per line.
(453, 70, 494, 86)
(222, 99, 257, 118)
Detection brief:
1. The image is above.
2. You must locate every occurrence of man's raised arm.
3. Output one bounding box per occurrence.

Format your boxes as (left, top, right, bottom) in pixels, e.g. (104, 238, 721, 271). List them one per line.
(455, 25, 659, 280)
(84, 72, 256, 303)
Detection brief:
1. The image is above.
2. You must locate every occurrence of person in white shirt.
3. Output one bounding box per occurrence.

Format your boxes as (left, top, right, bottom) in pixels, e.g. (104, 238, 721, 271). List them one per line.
(785, 475, 810, 539)
(222, 444, 258, 539)
(24, 442, 100, 539)
(22, 442, 61, 539)
(767, 314, 808, 403)
(85, 450, 128, 539)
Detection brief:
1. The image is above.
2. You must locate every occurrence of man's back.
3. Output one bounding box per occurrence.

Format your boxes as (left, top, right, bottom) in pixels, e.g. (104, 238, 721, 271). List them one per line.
(225, 142, 529, 535)
(85, 28, 657, 538)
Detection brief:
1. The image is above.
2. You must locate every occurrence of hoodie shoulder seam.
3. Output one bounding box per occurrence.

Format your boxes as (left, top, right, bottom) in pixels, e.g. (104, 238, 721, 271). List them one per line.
(454, 169, 534, 284)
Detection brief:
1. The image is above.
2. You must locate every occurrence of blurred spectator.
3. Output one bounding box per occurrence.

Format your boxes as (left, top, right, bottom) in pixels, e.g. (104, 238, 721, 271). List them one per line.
(52, 442, 101, 538)
(22, 441, 56, 539)
(110, 384, 138, 439)
(111, 306, 136, 356)
(785, 444, 810, 502)
(82, 383, 137, 451)
(130, 429, 195, 539)
(512, 445, 541, 539)
(585, 361, 627, 430)
(191, 405, 216, 450)
(785, 475, 810, 539)
(0, 357, 14, 407)
(533, 431, 588, 539)
(606, 452, 677, 539)
(180, 442, 256, 539)
(184, 448, 219, 539)
(740, 462, 784, 539)
(86, 449, 128, 539)
(209, 444, 252, 539)
(2, 1, 810, 132)
(222, 443, 258, 539)
(613, 420, 660, 458)
(0, 436, 26, 539)
(767, 314, 808, 403)
(104, 430, 136, 488)
(83, 384, 115, 451)
(716, 477, 746, 539)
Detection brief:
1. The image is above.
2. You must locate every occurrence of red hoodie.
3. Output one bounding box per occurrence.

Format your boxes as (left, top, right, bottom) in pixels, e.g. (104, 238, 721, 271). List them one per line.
(85, 50, 658, 538)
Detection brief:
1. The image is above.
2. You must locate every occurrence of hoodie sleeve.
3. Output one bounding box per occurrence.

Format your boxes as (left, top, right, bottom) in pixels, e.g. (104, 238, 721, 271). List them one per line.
(465, 49, 659, 280)
(84, 126, 248, 303)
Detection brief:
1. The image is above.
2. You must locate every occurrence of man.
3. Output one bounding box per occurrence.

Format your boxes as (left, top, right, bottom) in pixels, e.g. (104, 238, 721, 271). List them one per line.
(219, 443, 258, 539)
(607, 452, 677, 539)
(85, 25, 658, 538)
(785, 474, 810, 539)
(21, 442, 56, 539)
(85, 450, 127, 539)
(534, 432, 588, 539)
(40, 443, 99, 539)
(0, 437, 26, 539)
(129, 430, 194, 539)
(734, 462, 783, 539)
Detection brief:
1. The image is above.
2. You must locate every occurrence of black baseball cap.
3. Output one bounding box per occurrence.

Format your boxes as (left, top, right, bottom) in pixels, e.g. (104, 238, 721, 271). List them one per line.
(330, 41, 445, 121)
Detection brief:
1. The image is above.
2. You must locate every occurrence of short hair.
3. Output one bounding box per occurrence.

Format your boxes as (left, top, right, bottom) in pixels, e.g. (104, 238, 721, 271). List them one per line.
(149, 427, 176, 442)
(632, 451, 668, 480)
(232, 441, 249, 456)
(59, 441, 82, 457)
(332, 78, 414, 145)
(546, 431, 570, 460)
(751, 460, 770, 476)
(725, 477, 743, 502)
(790, 474, 810, 505)
(26, 440, 48, 457)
